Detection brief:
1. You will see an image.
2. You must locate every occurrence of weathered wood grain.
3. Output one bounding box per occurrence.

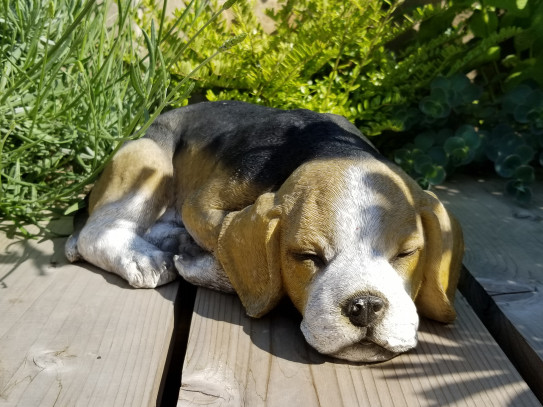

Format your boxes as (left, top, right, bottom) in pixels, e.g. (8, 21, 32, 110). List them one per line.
(434, 174, 543, 401)
(0, 224, 179, 407)
(434, 174, 542, 291)
(179, 287, 540, 406)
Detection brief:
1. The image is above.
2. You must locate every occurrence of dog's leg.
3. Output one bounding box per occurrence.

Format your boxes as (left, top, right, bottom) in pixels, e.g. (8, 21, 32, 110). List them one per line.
(143, 208, 186, 253)
(139, 209, 234, 292)
(76, 198, 177, 288)
(68, 139, 176, 288)
(173, 205, 234, 293)
(166, 182, 238, 293)
(140, 205, 233, 292)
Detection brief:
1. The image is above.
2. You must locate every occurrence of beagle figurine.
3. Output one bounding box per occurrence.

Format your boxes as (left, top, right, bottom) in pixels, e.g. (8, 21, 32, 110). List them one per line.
(66, 101, 464, 362)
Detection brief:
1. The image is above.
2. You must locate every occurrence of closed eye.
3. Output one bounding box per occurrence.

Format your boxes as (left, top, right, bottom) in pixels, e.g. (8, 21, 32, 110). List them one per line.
(395, 249, 419, 259)
(292, 251, 327, 268)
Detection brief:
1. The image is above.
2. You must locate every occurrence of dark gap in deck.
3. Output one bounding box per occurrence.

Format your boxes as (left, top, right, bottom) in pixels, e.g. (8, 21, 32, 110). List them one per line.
(158, 279, 197, 407)
(458, 266, 543, 405)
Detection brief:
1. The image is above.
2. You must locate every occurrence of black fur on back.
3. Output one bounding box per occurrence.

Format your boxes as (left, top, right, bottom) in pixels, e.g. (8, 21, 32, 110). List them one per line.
(144, 101, 384, 190)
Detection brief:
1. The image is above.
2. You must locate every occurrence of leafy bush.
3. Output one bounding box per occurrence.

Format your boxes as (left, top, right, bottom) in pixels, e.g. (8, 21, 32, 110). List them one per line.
(390, 0, 543, 203)
(153, 0, 451, 130)
(392, 75, 543, 203)
(0, 0, 240, 233)
(156, 0, 521, 132)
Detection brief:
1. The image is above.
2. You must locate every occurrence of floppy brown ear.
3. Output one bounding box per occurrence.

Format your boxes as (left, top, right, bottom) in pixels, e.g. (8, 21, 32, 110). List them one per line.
(216, 192, 283, 318)
(416, 191, 464, 323)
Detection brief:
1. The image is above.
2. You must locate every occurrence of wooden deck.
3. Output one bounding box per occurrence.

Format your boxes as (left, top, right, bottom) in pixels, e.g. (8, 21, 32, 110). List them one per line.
(0, 174, 541, 406)
(178, 288, 536, 406)
(0, 221, 179, 406)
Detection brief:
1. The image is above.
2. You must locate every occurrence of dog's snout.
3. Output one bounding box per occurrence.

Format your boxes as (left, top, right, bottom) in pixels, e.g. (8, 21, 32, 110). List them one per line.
(345, 295, 385, 327)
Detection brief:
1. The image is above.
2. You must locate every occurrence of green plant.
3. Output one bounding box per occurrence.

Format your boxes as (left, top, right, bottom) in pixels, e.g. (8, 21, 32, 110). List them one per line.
(466, 0, 543, 88)
(0, 0, 242, 234)
(392, 74, 542, 204)
(488, 84, 543, 203)
(388, 0, 543, 203)
(153, 0, 527, 136)
(392, 74, 483, 186)
(152, 0, 458, 132)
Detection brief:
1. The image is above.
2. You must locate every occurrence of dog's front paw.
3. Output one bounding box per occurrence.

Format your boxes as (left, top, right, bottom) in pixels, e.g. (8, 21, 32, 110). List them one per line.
(178, 230, 207, 258)
(174, 253, 234, 293)
(124, 251, 177, 288)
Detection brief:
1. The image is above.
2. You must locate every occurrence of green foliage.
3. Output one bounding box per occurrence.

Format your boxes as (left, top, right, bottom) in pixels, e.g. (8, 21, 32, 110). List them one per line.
(392, 75, 542, 204)
(0, 0, 240, 233)
(389, 0, 543, 203)
(153, 0, 465, 133)
(154, 0, 529, 134)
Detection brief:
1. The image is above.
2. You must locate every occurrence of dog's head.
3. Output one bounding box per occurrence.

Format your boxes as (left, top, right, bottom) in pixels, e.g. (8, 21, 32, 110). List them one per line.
(217, 158, 463, 362)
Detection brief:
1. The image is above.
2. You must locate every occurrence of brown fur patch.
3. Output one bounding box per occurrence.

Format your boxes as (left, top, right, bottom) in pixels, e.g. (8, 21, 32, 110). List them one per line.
(89, 139, 173, 220)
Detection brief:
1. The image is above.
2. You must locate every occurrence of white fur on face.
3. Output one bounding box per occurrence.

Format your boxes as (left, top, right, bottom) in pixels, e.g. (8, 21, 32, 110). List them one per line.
(300, 164, 419, 362)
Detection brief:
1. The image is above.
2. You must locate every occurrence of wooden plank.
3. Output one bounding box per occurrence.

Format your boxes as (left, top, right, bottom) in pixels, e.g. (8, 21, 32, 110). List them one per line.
(434, 174, 543, 400)
(179, 287, 540, 406)
(0, 222, 179, 407)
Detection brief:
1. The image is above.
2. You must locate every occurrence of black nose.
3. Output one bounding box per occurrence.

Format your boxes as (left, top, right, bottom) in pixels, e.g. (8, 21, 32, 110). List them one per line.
(345, 295, 386, 327)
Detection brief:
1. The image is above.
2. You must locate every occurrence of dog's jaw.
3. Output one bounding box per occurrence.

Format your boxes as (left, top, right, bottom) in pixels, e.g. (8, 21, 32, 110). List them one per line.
(330, 342, 401, 363)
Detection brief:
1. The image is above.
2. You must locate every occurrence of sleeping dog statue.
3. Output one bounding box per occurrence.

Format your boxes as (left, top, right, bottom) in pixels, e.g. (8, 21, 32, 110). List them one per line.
(65, 101, 464, 362)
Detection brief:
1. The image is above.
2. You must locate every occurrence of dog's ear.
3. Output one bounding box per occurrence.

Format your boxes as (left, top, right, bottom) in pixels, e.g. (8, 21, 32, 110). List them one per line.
(216, 192, 283, 318)
(416, 191, 464, 323)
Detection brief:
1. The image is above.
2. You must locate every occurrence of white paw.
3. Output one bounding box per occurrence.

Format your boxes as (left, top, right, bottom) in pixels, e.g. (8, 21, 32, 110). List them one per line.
(124, 251, 177, 288)
(174, 254, 234, 293)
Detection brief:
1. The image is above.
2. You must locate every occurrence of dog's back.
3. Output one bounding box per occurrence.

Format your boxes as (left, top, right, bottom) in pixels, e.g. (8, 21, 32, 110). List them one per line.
(144, 101, 381, 193)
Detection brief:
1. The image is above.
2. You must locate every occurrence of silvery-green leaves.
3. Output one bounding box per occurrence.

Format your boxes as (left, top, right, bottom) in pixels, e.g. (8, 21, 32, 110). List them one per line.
(0, 0, 243, 234)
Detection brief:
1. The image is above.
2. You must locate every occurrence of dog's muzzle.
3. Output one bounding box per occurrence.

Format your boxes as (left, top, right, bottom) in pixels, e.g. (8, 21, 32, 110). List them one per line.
(300, 262, 419, 363)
